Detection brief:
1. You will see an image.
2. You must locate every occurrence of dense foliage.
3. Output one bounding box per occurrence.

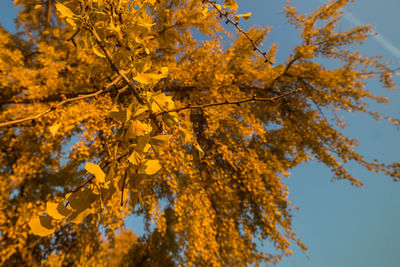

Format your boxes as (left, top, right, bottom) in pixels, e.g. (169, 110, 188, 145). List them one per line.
(0, 0, 398, 265)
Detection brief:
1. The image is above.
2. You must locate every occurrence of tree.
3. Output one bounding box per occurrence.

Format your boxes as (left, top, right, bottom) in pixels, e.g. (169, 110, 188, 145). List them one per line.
(0, 0, 399, 265)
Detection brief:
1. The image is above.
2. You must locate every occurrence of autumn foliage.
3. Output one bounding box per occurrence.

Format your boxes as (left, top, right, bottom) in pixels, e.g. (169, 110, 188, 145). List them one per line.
(0, 0, 399, 266)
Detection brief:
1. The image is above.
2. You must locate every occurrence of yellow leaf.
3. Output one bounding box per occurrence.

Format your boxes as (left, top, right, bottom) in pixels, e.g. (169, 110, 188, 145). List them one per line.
(139, 160, 162, 175)
(151, 91, 174, 111)
(67, 189, 96, 210)
(233, 12, 251, 22)
(223, 0, 238, 11)
(151, 135, 172, 146)
(137, 17, 156, 30)
(135, 135, 150, 154)
(162, 112, 179, 127)
(55, 3, 75, 18)
(109, 106, 125, 122)
(29, 216, 55, 236)
(49, 123, 61, 138)
(134, 72, 167, 85)
(128, 151, 142, 165)
(194, 141, 205, 159)
(85, 162, 105, 183)
(132, 107, 148, 118)
(46, 202, 72, 220)
(68, 208, 93, 224)
(66, 18, 76, 27)
(92, 45, 106, 58)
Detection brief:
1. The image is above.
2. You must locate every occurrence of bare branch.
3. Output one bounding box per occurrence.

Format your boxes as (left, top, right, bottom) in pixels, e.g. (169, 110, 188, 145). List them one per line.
(120, 170, 127, 206)
(0, 76, 121, 128)
(205, 0, 273, 64)
(156, 88, 302, 116)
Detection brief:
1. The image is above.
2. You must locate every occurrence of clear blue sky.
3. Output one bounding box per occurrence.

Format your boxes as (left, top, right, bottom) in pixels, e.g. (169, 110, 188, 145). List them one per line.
(1, 1, 399, 266)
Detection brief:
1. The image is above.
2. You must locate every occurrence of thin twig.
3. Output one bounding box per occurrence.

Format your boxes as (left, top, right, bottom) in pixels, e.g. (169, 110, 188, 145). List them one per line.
(205, 0, 273, 64)
(84, 24, 144, 105)
(0, 76, 121, 128)
(155, 88, 302, 116)
(120, 170, 127, 206)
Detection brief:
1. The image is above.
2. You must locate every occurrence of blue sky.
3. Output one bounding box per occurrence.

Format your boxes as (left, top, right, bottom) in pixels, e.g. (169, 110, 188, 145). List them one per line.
(1, 1, 399, 266)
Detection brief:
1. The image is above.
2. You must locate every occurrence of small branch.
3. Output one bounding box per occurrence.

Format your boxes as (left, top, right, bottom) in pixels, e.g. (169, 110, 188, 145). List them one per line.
(156, 88, 302, 116)
(0, 90, 101, 105)
(84, 24, 144, 105)
(0, 76, 121, 128)
(205, 0, 273, 64)
(120, 170, 127, 206)
(71, 176, 95, 193)
(46, 0, 52, 29)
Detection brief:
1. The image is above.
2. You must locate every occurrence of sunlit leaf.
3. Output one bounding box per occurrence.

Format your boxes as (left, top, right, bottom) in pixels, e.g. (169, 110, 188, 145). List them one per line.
(134, 73, 166, 85)
(29, 216, 55, 236)
(127, 121, 152, 139)
(135, 135, 150, 154)
(109, 106, 125, 122)
(49, 123, 61, 138)
(85, 163, 105, 183)
(223, 0, 238, 10)
(55, 2, 75, 18)
(68, 208, 93, 224)
(139, 160, 162, 175)
(46, 202, 72, 220)
(194, 141, 205, 159)
(233, 12, 251, 22)
(151, 135, 172, 146)
(162, 112, 179, 127)
(128, 150, 142, 165)
(92, 45, 106, 58)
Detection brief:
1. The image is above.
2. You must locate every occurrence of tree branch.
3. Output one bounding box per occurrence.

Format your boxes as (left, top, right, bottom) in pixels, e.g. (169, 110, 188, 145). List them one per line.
(120, 170, 127, 206)
(205, 0, 273, 64)
(156, 88, 302, 116)
(84, 24, 144, 105)
(0, 76, 121, 128)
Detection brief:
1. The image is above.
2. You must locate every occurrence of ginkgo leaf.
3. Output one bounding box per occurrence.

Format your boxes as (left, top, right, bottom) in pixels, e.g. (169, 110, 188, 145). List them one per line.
(233, 12, 251, 22)
(96, 0, 104, 9)
(55, 2, 75, 18)
(107, 160, 116, 181)
(68, 207, 93, 224)
(127, 121, 152, 139)
(223, 0, 238, 10)
(139, 160, 162, 175)
(138, 21, 156, 30)
(162, 112, 179, 127)
(99, 183, 116, 206)
(92, 45, 106, 58)
(151, 135, 172, 146)
(150, 91, 174, 112)
(150, 135, 172, 155)
(49, 123, 61, 138)
(134, 72, 167, 85)
(67, 191, 89, 211)
(134, 68, 168, 85)
(193, 141, 205, 159)
(29, 216, 55, 236)
(65, 18, 77, 27)
(178, 127, 204, 158)
(129, 173, 146, 188)
(178, 127, 192, 143)
(135, 135, 150, 154)
(128, 151, 142, 165)
(85, 163, 105, 183)
(130, 189, 143, 209)
(109, 106, 130, 122)
(132, 107, 148, 118)
(46, 202, 72, 220)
